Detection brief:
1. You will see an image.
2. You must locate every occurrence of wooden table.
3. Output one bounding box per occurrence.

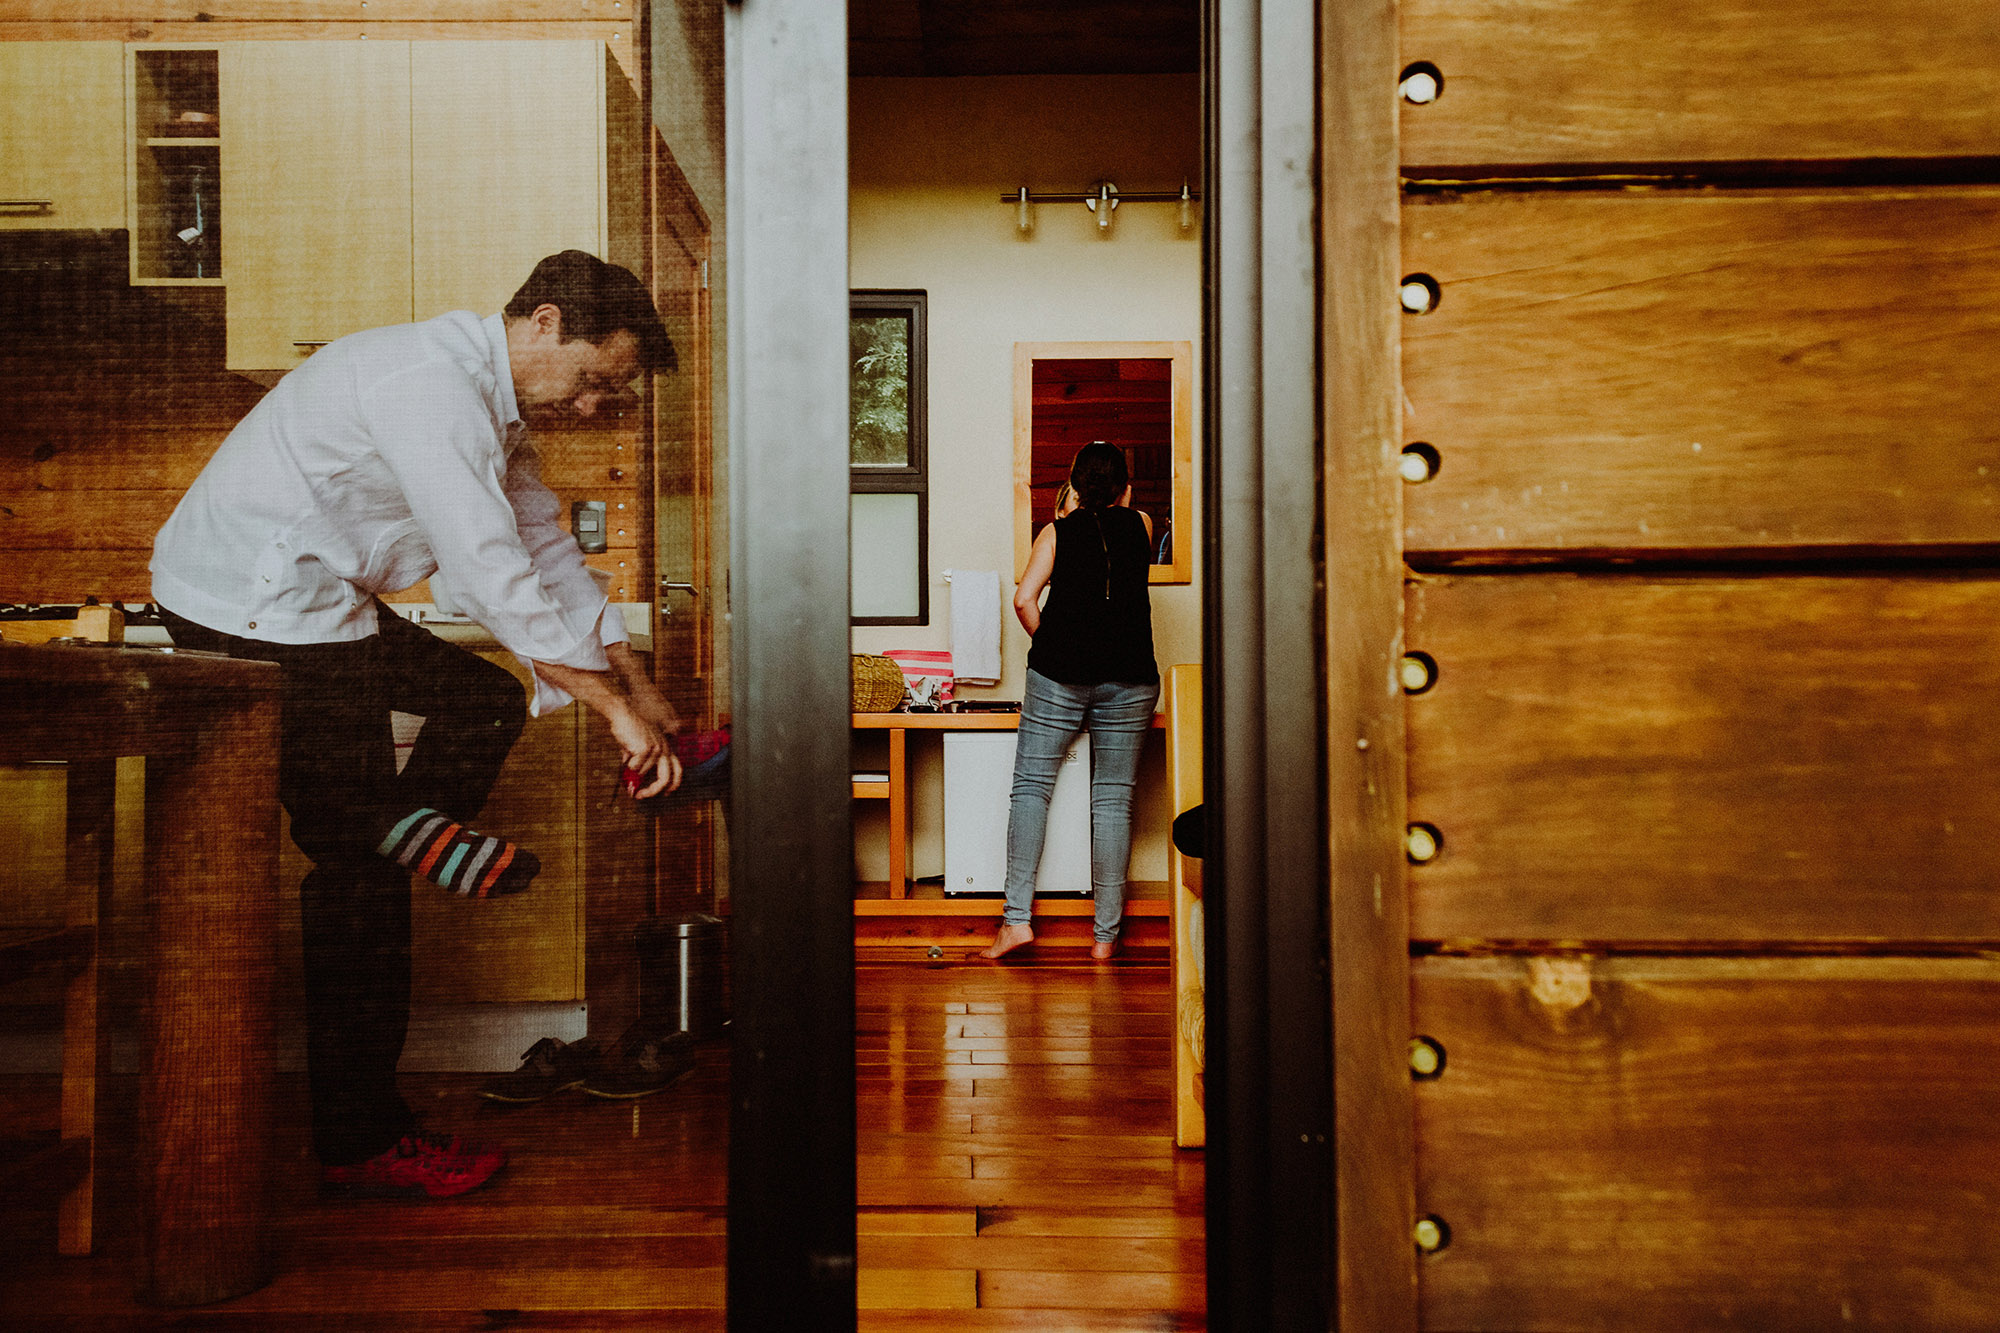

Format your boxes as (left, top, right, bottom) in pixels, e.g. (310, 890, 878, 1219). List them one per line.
(0, 642, 281, 1307)
(851, 711, 1171, 951)
(851, 711, 1031, 900)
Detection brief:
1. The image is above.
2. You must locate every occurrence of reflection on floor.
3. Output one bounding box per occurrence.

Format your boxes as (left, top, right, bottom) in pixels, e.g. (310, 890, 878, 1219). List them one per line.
(2, 961, 1204, 1329)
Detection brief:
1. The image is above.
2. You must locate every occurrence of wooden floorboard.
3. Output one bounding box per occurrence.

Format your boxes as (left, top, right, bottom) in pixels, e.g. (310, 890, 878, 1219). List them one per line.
(0, 960, 1205, 1328)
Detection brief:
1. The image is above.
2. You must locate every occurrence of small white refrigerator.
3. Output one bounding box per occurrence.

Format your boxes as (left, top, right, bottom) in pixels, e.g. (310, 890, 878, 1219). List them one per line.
(942, 731, 1092, 895)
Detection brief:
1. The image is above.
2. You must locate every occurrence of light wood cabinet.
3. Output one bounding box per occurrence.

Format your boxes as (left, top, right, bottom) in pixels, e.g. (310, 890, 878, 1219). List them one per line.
(220, 42, 414, 370)
(410, 680, 586, 1005)
(222, 39, 641, 370)
(0, 42, 126, 232)
(273, 665, 591, 1009)
(413, 41, 643, 320)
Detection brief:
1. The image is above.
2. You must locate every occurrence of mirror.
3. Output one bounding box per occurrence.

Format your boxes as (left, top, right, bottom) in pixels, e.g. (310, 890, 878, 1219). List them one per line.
(1014, 341, 1193, 585)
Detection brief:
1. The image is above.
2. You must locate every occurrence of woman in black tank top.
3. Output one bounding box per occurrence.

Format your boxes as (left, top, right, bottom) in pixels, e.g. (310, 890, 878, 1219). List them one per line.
(980, 443, 1162, 962)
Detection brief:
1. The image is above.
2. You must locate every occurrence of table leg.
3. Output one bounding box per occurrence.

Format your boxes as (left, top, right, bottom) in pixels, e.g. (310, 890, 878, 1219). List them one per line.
(888, 727, 908, 899)
(136, 694, 280, 1307)
(58, 759, 116, 1256)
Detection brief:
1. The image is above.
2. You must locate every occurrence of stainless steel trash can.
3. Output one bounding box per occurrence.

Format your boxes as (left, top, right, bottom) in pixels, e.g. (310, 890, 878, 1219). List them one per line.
(636, 913, 729, 1039)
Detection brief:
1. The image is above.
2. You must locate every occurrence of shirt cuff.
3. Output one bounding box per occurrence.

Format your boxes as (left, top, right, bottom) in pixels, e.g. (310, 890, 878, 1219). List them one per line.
(599, 603, 631, 648)
(519, 601, 627, 718)
(520, 659, 569, 719)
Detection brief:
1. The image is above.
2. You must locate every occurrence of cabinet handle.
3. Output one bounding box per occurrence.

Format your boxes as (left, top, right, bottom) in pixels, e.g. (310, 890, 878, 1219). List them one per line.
(0, 199, 54, 212)
(292, 341, 330, 351)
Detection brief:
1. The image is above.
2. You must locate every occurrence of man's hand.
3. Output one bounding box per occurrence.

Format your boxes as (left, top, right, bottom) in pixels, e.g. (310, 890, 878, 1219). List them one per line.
(608, 699, 682, 798)
(530, 656, 684, 798)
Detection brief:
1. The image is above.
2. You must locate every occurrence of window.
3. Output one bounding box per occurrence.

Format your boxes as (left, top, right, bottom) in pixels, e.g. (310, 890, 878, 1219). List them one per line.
(850, 290, 927, 625)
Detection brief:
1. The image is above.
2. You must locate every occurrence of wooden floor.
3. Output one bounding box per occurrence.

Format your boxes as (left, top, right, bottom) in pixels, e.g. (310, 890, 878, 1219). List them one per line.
(1, 960, 1204, 1329)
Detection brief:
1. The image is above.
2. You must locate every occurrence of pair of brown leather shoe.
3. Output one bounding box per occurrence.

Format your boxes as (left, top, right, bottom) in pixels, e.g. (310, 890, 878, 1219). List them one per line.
(479, 1022, 695, 1104)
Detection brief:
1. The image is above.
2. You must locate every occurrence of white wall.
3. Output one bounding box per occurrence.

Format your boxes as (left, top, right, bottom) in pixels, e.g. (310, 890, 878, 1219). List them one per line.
(849, 74, 1202, 884)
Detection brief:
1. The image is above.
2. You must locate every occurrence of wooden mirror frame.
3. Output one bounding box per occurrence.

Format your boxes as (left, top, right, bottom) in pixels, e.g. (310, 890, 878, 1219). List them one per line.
(1013, 340, 1195, 586)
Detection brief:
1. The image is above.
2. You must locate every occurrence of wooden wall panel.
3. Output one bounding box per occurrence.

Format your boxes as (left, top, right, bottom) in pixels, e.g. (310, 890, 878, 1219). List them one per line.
(0, 428, 226, 494)
(1, 551, 153, 604)
(1399, 0, 2000, 166)
(0, 490, 178, 550)
(1405, 574, 2000, 944)
(1401, 187, 2000, 558)
(1412, 955, 2000, 1332)
(1327, 0, 1420, 1318)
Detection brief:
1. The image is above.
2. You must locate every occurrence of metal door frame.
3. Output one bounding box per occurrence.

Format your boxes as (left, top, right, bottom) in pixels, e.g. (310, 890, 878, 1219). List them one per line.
(719, 0, 1410, 1325)
(723, 2, 857, 1327)
(1205, 0, 1414, 1327)
(1205, 0, 1334, 1325)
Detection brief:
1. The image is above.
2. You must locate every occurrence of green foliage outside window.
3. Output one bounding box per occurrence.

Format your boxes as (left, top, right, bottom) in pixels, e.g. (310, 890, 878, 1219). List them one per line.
(851, 313, 910, 467)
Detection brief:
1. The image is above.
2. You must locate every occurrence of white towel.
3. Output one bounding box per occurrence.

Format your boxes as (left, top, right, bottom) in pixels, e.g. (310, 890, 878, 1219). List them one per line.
(947, 569, 1003, 684)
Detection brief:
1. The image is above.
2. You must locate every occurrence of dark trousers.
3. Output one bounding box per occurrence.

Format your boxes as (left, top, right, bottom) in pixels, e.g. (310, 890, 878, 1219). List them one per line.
(161, 603, 527, 1164)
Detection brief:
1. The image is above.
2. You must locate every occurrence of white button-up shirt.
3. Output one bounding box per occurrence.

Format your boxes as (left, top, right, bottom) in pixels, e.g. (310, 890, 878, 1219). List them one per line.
(151, 310, 625, 714)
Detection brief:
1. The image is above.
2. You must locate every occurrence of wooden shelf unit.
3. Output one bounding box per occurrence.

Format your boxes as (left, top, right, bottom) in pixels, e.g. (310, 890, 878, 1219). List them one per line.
(127, 45, 222, 286)
(851, 711, 1169, 947)
(852, 881, 1170, 918)
(854, 711, 1025, 901)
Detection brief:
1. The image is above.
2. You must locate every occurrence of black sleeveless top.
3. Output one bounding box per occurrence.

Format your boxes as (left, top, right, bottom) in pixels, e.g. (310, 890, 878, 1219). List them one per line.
(1026, 505, 1159, 686)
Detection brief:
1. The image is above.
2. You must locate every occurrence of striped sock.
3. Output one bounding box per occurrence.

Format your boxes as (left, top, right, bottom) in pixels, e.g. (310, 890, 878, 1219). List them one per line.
(376, 808, 541, 898)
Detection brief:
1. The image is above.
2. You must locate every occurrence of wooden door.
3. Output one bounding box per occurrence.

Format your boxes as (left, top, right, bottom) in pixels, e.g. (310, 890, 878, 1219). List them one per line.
(649, 133, 716, 917)
(220, 41, 413, 370)
(1374, 1, 2000, 1326)
(0, 42, 123, 232)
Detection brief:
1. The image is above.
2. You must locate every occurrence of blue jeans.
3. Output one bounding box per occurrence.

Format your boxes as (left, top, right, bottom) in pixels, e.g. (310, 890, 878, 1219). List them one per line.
(1002, 669, 1161, 941)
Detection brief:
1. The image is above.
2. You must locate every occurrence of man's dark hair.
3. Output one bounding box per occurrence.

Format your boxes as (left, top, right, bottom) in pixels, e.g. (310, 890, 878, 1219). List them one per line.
(504, 250, 677, 373)
(1069, 440, 1130, 511)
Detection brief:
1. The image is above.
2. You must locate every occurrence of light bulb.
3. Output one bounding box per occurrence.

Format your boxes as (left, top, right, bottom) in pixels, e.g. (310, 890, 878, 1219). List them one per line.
(1400, 70, 1439, 104)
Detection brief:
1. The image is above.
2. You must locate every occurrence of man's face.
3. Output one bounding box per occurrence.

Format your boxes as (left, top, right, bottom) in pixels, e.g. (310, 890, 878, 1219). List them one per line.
(519, 322, 643, 419)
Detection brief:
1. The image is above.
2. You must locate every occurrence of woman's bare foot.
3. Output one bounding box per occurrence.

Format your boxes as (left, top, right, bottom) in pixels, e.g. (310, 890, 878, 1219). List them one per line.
(979, 922, 1035, 960)
(1090, 939, 1118, 962)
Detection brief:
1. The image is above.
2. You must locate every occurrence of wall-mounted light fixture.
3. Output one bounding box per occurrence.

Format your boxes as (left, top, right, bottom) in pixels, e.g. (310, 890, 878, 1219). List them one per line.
(1085, 181, 1119, 233)
(1005, 178, 1202, 237)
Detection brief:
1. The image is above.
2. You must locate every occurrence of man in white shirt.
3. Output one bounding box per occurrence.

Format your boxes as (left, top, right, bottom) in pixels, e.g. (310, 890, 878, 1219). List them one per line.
(151, 250, 680, 1200)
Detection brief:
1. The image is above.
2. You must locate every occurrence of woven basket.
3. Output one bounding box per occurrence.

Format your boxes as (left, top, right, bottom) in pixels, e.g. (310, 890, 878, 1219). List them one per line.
(851, 654, 907, 712)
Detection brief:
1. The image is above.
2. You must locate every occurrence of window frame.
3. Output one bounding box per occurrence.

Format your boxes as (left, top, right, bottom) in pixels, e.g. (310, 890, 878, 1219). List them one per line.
(850, 288, 929, 626)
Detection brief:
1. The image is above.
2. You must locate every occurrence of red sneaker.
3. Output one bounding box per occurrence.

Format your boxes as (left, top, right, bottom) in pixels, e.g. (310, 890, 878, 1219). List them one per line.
(322, 1131, 507, 1199)
(404, 1127, 505, 1168)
